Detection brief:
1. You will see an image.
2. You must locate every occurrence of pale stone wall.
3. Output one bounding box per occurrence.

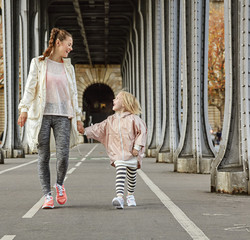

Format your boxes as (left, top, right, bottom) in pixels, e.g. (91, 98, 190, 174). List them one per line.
(75, 64, 122, 113)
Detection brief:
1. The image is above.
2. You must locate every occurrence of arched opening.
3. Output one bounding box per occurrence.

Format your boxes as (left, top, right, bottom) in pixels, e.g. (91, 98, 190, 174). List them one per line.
(83, 83, 114, 128)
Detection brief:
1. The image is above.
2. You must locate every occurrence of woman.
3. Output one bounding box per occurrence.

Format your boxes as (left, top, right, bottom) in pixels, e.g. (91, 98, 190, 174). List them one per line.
(18, 28, 84, 209)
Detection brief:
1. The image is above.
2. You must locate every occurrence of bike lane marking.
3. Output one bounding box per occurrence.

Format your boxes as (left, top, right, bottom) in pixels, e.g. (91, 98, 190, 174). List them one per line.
(138, 169, 210, 240)
(22, 144, 98, 219)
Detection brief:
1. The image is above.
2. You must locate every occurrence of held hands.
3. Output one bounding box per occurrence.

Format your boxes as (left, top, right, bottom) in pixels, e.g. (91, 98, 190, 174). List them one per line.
(17, 112, 28, 127)
(77, 121, 84, 134)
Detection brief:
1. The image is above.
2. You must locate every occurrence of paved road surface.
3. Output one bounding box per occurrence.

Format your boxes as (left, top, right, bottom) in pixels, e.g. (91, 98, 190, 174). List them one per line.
(0, 143, 250, 240)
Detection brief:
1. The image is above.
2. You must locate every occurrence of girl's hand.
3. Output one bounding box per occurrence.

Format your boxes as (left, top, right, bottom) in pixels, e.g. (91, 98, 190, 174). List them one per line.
(137, 161, 141, 169)
(132, 149, 139, 157)
(77, 121, 84, 134)
(18, 112, 28, 127)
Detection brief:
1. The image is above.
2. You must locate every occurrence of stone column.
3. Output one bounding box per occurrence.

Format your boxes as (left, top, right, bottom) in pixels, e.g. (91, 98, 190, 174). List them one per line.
(1, 0, 25, 158)
(146, 0, 157, 157)
(157, 0, 181, 163)
(174, 0, 215, 173)
(211, 0, 250, 194)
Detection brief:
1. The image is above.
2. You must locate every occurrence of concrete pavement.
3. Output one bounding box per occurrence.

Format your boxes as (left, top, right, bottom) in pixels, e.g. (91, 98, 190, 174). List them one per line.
(0, 143, 250, 240)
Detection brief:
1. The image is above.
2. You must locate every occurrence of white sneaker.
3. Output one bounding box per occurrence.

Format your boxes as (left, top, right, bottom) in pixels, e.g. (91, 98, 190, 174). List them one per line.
(112, 197, 124, 209)
(127, 195, 136, 207)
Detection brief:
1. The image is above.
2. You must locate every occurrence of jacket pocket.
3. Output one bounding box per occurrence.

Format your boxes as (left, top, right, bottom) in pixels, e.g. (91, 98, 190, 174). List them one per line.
(28, 96, 40, 119)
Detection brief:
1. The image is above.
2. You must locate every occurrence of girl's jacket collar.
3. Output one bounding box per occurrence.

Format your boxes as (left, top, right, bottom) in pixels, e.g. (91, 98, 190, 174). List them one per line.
(115, 112, 132, 118)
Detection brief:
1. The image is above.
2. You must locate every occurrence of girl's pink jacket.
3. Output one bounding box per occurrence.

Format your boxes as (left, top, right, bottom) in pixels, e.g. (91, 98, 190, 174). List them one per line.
(85, 112, 147, 168)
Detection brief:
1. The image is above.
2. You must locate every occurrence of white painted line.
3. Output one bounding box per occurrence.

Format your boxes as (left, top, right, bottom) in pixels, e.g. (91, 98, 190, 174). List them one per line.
(22, 144, 98, 219)
(138, 169, 209, 240)
(22, 197, 44, 219)
(0, 153, 56, 175)
(224, 224, 250, 232)
(0, 236, 16, 240)
(203, 213, 230, 216)
(86, 144, 98, 156)
(90, 157, 109, 160)
(67, 168, 76, 174)
(0, 159, 38, 175)
(75, 162, 82, 167)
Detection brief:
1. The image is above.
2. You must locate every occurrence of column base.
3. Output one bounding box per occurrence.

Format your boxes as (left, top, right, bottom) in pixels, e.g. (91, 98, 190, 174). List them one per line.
(216, 170, 248, 194)
(2, 149, 10, 158)
(176, 158, 197, 173)
(0, 149, 4, 164)
(200, 158, 213, 174)
(2, 148, 25, 158)
(147, 149, 157, 158)
(13, 149, 25, 158)
(176, 157, 213, 173)
(157, 152, 173, 163)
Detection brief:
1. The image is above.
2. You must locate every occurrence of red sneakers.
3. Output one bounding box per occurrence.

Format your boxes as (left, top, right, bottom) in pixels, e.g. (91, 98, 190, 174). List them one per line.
(55, 184, 67, 205)
(42, 195, 54, 209)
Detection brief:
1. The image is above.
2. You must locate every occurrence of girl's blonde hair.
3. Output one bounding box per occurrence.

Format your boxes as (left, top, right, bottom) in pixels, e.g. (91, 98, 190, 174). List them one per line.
(39, 28, 72, 61)
(120, 91, 141, 115)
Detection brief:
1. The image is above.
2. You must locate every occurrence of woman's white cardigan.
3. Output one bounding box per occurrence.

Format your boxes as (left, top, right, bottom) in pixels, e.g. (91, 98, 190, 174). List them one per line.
(18, 56, 81, 152)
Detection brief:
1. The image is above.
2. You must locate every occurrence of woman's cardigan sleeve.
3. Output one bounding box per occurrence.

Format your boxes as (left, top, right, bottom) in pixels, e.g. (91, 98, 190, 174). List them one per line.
(18, 58, 39, 113)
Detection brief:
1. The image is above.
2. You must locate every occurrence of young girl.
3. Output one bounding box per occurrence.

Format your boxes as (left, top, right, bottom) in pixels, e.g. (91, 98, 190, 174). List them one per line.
(18, 28, 84, 209)
(84, 91, 147, 209)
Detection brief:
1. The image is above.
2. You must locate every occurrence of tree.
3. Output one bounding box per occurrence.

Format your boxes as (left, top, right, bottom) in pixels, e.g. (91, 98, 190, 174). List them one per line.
(208, 4, 225, 127)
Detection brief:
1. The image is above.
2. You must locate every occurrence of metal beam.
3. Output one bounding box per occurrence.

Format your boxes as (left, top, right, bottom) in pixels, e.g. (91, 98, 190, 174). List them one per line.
(72, 0, 92, 66)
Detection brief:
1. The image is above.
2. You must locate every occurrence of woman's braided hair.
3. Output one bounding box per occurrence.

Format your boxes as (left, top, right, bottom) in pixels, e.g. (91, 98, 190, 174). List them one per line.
(39, 28, 72, 61)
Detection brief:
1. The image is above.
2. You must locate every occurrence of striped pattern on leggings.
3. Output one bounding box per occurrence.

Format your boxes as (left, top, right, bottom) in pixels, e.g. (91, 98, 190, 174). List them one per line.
(116, 166, 137, 196)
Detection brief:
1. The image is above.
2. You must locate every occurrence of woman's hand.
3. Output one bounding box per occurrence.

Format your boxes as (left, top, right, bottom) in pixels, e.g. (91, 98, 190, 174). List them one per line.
(77, 121, 84, 134)
(17, 112, 28, 127)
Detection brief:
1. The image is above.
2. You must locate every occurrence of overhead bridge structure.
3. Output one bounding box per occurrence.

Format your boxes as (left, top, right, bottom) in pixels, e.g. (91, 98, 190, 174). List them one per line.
(0, 0, 250, 195)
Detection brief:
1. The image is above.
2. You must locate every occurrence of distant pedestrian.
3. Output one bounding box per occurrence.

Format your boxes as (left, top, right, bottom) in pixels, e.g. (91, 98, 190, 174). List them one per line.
(83, 91, 147, 209)
(18, 28, 84, 209)
(216, 128, 222, 144)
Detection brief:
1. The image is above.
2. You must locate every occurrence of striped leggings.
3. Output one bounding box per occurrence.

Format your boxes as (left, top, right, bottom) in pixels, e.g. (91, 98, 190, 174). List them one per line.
(115, 165, 137, 196)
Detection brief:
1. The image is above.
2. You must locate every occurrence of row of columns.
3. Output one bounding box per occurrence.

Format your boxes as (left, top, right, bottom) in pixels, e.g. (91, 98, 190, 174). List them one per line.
(121, 0, 250, 194)
(1, 0, 250, 194)
(122, 0, 215, 172)
(1, 0, 47, 158)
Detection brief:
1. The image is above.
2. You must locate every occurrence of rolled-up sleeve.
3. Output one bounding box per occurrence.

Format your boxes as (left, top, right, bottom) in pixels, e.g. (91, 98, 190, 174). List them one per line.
(85, 119, 108, 144)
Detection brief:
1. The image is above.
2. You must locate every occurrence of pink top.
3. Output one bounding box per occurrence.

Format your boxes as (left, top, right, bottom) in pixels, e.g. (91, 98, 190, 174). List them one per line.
(44, 59, 74, 118)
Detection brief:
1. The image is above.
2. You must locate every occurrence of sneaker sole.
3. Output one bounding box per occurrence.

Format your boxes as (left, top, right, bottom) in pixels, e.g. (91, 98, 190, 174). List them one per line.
(112, 199, 124, 209)
(42, 205, 54, 209)
(127, 203, 136, 207)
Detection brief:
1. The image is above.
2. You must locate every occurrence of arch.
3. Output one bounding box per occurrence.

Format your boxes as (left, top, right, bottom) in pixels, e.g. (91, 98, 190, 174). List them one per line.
(75, 64, 122, 113)
(82, 83, 114, 127)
